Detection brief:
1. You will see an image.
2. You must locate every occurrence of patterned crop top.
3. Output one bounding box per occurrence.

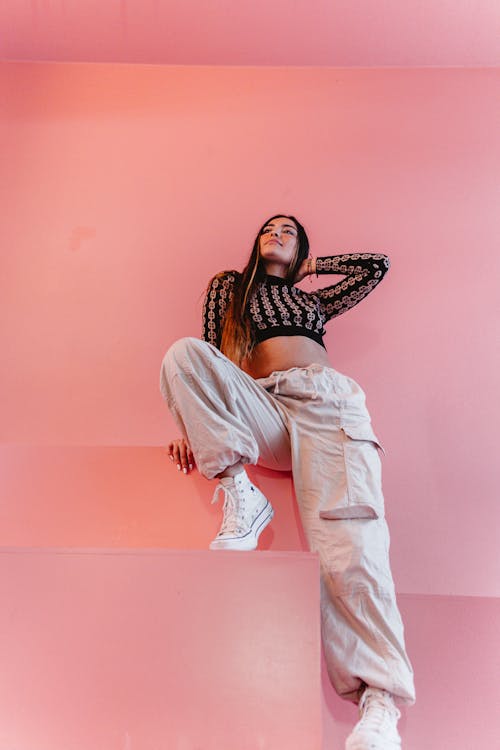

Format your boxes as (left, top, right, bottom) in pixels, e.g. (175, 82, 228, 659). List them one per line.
(202, 253, 390, 350)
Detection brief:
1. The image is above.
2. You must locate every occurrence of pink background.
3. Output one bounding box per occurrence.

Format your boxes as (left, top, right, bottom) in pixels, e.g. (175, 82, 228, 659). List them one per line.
(1, 63, 499, 600)
(2, 0, 500, 737)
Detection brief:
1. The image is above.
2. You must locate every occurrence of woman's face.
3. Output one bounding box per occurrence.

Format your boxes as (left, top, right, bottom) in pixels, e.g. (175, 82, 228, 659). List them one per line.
(259, 217, 299, 276)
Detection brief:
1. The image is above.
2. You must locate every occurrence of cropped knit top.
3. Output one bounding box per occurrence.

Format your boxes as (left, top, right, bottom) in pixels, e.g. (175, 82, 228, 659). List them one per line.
(202, 253, 390, 350)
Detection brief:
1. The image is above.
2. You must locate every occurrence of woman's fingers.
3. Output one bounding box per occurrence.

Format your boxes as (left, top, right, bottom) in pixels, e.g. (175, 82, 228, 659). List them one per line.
(169, 440, 183, 470)
(167, 439, 194, 474)
(178, 440, 190, 474)
(167, 440, 180, 466)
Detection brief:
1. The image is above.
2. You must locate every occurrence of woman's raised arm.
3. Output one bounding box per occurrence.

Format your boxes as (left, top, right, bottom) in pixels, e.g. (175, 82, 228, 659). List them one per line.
(298, 252, 390, 322)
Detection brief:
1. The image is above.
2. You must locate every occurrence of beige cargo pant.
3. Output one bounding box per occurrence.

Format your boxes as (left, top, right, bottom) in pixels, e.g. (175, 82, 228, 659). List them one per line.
(160, 337, 415, 705)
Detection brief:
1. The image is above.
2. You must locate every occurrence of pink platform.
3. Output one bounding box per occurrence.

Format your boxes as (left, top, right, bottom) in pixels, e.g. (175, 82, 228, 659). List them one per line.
(0, 548, 321, 750)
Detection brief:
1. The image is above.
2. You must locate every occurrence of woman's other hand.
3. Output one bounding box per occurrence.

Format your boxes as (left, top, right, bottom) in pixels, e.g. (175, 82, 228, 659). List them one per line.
(167, 438, 195, 474)
(294, 257, 316, 283)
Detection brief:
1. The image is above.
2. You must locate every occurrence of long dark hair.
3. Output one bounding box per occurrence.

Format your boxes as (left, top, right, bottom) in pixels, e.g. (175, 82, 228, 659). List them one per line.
(218, 214, 310, 365)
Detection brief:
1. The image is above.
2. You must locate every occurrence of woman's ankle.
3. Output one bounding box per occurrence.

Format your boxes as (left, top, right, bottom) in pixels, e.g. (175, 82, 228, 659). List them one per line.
(216, 462, 245, 479)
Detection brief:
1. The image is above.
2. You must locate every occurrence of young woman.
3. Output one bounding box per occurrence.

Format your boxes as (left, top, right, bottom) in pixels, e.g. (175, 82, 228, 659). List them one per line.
(159, 214, 415, 750)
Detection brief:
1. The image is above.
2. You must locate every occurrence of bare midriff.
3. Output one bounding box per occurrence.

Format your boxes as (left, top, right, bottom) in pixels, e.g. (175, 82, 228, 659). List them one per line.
(242, 336, 332, 380)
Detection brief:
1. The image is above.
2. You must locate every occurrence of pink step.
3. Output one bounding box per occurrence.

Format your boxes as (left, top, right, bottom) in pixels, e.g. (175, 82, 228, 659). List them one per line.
(0, 547, 321, 750)
(0, 445, 305, 551)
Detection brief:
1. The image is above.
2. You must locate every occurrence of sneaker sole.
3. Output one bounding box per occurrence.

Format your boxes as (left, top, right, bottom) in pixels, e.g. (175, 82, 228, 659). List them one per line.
(346, 733, 401, 750)
(346, 741, 401, 750)
(209, 502, 274, 551)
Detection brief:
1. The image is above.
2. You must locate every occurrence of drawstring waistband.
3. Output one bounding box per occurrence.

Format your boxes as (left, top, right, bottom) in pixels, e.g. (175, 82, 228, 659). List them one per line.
(273, 371, 282, 396)
(267, 364, 335, 400)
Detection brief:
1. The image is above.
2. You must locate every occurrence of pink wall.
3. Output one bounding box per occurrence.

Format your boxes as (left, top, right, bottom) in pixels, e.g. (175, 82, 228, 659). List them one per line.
(1, 63, 499, 598)
(2, 0, 500, 67)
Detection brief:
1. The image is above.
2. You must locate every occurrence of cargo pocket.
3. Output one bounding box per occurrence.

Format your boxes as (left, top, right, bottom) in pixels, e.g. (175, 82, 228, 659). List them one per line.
(319, 422, 385, 520)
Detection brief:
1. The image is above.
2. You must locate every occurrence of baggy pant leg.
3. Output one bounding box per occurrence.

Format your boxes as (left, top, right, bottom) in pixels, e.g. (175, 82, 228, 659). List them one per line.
(257, 365, 416, 705)
(302, 513, 415, 705)
(159, 337, 292, 478)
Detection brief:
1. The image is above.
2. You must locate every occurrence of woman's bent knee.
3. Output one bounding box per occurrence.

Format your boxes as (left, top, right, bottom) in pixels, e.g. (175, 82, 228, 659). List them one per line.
(163, 336, 208, 362)
(161, 337, 211, 373)
(160, 337, 216, 401)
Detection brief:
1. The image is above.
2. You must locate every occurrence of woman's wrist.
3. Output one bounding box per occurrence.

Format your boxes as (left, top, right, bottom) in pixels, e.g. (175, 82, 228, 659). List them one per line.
(307, 257, 317, 276)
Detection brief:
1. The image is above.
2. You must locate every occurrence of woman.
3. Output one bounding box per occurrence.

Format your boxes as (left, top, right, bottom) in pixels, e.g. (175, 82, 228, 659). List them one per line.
(159, 214, 415, 750)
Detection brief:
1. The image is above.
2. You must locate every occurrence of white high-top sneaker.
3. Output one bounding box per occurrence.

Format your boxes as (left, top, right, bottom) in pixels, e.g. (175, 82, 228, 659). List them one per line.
(345, 687, 402, 750)
(209, 471, 274, 551)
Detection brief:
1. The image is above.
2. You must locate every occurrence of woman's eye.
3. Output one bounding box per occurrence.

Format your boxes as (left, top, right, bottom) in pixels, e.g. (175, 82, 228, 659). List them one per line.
(261, 226, 295, 236)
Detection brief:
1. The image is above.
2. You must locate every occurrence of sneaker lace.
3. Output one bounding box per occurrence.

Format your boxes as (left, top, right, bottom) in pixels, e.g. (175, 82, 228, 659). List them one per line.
(211, 483, 246, 534)
(358, 689, 400, 733)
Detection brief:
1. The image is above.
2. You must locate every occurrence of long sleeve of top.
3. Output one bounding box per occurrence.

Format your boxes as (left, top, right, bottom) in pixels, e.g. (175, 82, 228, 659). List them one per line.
(202, 271, 241, 350)
(201, 253, 390, 350)
(314, 253, 390, 323)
